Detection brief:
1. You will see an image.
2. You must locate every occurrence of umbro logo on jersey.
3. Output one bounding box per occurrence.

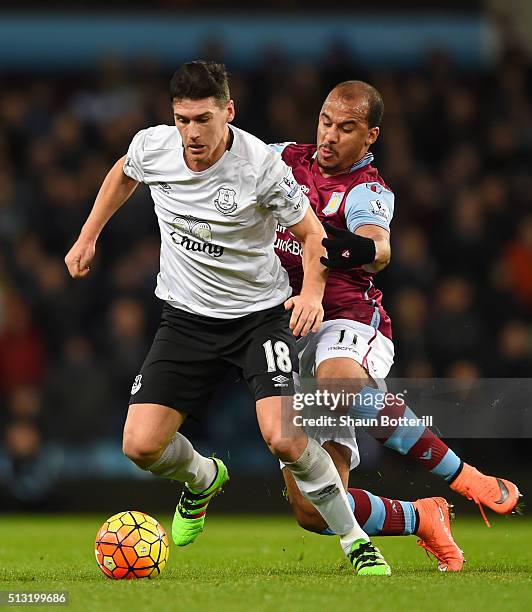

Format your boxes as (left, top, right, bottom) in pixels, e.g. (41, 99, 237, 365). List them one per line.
(214, 187, 237, 214)
(158, 182, 172, 194)
(272, 374, 290, 387)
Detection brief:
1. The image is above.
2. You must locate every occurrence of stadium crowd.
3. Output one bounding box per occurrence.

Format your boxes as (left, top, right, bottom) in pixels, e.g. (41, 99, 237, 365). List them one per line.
(0, 43, 531, 501)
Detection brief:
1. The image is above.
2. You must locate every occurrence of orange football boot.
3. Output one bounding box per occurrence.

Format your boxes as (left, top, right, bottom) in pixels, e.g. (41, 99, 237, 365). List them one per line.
(413, 497, 464, 572)
(450, 463, 521, 527)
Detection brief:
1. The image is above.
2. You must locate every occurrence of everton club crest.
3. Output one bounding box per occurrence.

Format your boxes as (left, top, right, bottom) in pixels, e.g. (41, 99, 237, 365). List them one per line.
(214, 187, 237, 215)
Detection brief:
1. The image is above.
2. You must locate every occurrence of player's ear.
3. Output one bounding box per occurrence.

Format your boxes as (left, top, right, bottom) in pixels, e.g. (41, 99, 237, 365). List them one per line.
(226, 100, 235, 123)
(366, 126, 379, 147)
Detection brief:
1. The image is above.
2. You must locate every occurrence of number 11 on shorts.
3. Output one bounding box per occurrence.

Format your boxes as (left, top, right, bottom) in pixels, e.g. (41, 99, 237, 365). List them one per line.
(262, 340, 292, 373)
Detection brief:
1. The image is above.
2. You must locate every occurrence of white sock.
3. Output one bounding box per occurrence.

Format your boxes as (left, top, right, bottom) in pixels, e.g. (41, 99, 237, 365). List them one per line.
(146, 432, 217, 491)
(284, 437, 368, 552)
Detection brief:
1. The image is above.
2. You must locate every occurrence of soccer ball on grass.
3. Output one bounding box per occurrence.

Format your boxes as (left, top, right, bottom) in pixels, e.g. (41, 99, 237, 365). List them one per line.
(94, 510, 169, 579)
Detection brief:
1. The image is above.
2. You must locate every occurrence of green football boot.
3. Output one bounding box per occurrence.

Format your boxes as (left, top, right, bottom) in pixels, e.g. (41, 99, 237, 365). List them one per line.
(172, 458, 229, 546)
(348, 539, 392, 576)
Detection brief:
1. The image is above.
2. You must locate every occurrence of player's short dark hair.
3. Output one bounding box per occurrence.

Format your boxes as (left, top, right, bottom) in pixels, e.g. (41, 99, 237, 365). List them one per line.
(332, 80, 384, 128)
(170, 61, 230, 107)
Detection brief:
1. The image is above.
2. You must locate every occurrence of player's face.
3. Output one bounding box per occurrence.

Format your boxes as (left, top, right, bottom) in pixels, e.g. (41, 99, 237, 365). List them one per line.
(316, 93, 379, 176)
(173, 97, 235, 169)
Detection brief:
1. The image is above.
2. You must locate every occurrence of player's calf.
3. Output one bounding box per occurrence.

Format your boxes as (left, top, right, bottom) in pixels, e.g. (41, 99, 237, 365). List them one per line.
(123, 410, 228, 548)
(294, 507, 327, 533)
(285, 485, 329, 533)
(282, 438, 354, 535)
(283, 438, 392, 575)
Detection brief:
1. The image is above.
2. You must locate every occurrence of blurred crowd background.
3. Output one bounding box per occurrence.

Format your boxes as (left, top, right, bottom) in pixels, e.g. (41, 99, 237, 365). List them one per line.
(0, 3, 530, 510)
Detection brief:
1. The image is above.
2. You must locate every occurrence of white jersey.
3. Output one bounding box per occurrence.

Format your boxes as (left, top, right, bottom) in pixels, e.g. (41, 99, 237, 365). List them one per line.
(123, 124, 309, 318)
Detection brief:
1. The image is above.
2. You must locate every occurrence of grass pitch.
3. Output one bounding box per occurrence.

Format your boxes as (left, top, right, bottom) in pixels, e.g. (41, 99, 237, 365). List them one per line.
(0, 514, 531, 612)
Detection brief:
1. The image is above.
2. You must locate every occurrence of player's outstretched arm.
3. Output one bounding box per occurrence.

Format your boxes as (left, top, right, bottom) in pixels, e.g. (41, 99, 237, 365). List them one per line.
(284, 207, 327, 337)
(321, 222, 391, 274)
(356, 224, 391, 274)
(65, 155, 139, 278)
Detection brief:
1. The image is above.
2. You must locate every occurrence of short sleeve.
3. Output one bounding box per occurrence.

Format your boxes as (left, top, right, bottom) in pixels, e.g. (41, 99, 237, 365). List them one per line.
(123, 129, 147, 182)
(257, 150, 309, 227)
(344, 182, 395, 232)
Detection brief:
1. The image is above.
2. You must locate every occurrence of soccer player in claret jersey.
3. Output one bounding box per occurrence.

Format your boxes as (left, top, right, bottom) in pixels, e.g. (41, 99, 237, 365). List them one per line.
(273, 81, 521, 570)
(65, 62, 393, 576)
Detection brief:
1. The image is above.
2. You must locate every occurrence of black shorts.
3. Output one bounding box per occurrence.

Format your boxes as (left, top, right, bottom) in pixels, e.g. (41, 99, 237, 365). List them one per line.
(128, 302, 297, 418)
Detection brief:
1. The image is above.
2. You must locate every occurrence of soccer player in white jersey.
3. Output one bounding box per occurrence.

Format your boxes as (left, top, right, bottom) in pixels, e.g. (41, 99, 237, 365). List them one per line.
(65, 61, 391, 576)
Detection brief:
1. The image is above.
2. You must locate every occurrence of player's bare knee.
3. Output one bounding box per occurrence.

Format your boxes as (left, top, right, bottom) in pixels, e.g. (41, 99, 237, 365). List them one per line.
(122, 433, 163, 467)
(264, 433, 304, 462)
(263, 433, 287, 457)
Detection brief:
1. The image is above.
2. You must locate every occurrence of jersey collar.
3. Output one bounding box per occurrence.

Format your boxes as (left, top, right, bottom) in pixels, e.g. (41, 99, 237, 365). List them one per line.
(350, 152, 374, 172)
(311, 150, 374, 173)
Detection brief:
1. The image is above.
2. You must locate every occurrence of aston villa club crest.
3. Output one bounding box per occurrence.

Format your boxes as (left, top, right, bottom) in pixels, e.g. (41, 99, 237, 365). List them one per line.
(322, 191, 345, 216)
(214, 187, 237, 214)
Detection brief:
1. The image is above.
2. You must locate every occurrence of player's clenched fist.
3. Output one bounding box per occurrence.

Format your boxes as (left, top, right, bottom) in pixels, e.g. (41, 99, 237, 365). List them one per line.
(284, 294, 324, 337)
(64, 238, 95, 278)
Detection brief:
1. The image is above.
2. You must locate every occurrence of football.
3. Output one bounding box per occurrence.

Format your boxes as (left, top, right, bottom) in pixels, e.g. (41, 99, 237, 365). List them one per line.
(94, 510, 169, 579)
